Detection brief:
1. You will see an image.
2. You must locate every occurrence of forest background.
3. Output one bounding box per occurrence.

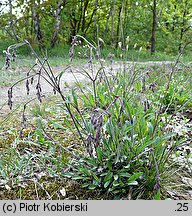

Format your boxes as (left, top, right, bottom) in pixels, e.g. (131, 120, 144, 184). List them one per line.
(1, 0, 192, 58)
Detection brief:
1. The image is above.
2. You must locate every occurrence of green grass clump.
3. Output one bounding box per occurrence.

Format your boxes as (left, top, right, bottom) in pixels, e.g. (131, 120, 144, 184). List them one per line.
(0, 38, 191, 200)
(61, 64, 191, 199)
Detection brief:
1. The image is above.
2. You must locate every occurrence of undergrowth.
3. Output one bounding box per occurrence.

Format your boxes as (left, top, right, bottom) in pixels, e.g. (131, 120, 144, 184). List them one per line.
(0, 37, 191, 200)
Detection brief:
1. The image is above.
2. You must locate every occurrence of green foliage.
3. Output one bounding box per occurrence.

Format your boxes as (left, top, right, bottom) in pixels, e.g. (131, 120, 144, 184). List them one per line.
(1, 0, 192, 55)
(59, 51, 190, 198)
(0, 38, 191, 199)
(63, 156, 144, 194)
(158, 71, 192, 112)
(62, 104, 176, 198)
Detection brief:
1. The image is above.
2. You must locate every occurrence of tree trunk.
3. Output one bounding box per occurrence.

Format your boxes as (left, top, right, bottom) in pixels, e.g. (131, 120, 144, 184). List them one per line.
(178, 1, 188, 52)
(84, 9, 97, 34)
(123, 0, 129, 38)
(93, 0, 98, 41)
(151, 0, 157, 54)
(104, 5, 112, 33)
(51, 0, 65, 48)
(8, 0, 19, 41)
(69, 11, 77, 43)
(111, 0, 116, 46)
(76, 1, 83, 34)
(116, 4, 123, 49)
(120, 3, 124, 49)
(25, 9, 29, 37)
(32, 0, 43, 49)
(81, 0, 89, 35)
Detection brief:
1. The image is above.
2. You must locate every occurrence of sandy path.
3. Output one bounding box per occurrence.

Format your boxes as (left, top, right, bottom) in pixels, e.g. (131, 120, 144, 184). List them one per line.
(0, 61, 173, 117)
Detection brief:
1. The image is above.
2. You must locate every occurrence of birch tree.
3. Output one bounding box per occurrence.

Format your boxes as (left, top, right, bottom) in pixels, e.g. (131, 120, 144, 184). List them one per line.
(150, 0, 157, 54)
(31, 0, 43, 49)
(51, 0, 66, 48)
(8, 0, 19, 41)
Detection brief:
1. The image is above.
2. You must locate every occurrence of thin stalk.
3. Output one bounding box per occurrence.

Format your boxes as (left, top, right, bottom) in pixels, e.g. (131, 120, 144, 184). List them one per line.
(58, 91, 86, 146)
(10, 74, 35, 89)
(152, 41, 191, 137)
(24, 40, 57, 87)
(92, 80, 97, 106)
(75, 35, 97, 50)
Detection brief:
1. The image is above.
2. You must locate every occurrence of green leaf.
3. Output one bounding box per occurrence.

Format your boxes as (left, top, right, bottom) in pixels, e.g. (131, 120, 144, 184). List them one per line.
(85, 158, 97, 167)
(127, 172, 143, 183)
(147, 122, 154, 136)
(72, 88, 78, 107)
(88, 184, 97, 190)
(127, 181, 138, 186)
(114, 175, 118, 180)
(113, 189, 122, 194)
(37, 118, 43, 130)
(104, 180, 111, 188)
(161, 133, 175, 141)
(107, 161, 112, 171)
(57, 70, 66, 85)
(72, 176, 87, 180)
(132, 116, 137, 125)
(105, 120, 112, 135)
(96, 147, 103, 162)
(82, 183, 90, 188)
(95, 67, 104, 80)
(79, 167, 91, 176)
(100, 173, 107, 177)
(35, 128, 44, 143)
(92, 172, 99, 182)
(49, 120, 65, 130)
(154, 189, 161, 200)
(124, 164, 130, 169)
(104, 172, 113, 182)
(118, 172, 131, 178)
(35, 128, 43, 136)
(61, 172, 74, 178)
(113, 180, 120, 187)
